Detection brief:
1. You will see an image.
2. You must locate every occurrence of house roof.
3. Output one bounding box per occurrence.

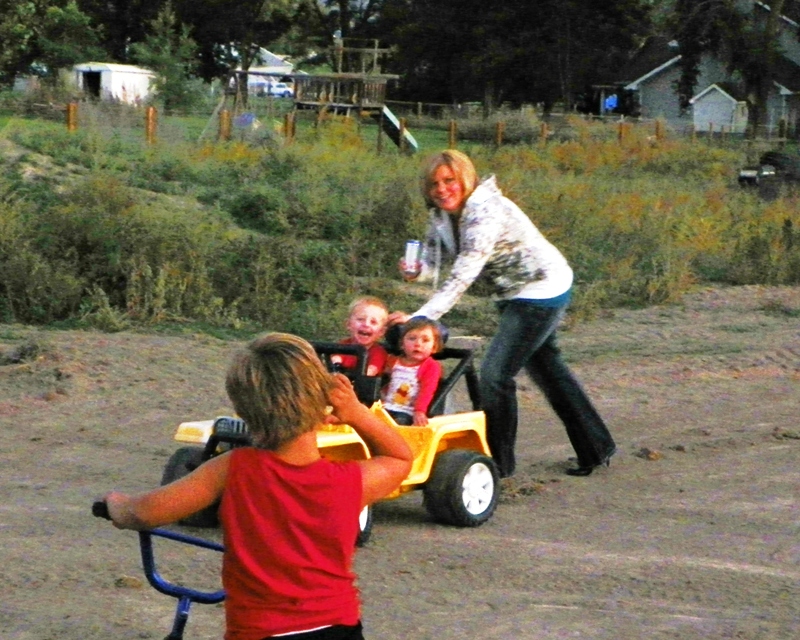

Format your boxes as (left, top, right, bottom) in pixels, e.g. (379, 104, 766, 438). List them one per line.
(73, 62, 155, 75)
(689, 82, 747, 104)
(242, 66, 294, 77)
(615, 36, 681, 88)
(770, 54, 800, 92)
(756, 0, 800, 27)
(254, 48, 292, 68)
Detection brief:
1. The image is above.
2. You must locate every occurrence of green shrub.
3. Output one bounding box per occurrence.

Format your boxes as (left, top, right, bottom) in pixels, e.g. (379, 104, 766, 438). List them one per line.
(4, 113, 800, 337)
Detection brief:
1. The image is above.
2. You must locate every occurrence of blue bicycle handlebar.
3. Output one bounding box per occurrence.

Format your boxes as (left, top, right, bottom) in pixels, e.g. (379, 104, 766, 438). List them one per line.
(92, 500, 226, 606)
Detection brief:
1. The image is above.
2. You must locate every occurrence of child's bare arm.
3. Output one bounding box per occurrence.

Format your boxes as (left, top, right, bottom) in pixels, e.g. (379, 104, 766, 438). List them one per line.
(328, 374, 413, 507)
(104, 453, 230, 530)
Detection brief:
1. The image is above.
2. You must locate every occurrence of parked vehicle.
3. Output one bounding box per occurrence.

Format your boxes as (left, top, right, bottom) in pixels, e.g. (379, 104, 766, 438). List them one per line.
(738, 150, 800, 198)
(266, 82, 293, 97)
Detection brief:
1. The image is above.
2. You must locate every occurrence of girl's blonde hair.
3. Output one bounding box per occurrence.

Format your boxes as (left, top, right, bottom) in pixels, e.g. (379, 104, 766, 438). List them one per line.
(225, 333, 331, 450)
(420, 149, 479, 209)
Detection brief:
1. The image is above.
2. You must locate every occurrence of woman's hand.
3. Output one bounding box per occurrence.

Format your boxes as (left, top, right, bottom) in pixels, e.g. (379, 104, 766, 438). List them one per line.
(388, 311, 410, 326)
(399, 258, 420, 281)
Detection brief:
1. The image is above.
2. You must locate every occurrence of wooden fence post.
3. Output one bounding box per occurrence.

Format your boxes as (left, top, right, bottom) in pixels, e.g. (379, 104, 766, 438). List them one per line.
(376, 109, 384, 155)
(315, 107, 325, 137)
(495, 121, 505, 148)
(66, 102, 78, 132)
(219, 109, 231, 141)
(399, 117, 407, 153)
(283, 112, 293, 143)
(540, 122, 548, 146)
(145, 106, 157, 144)
(655, 119, 664, 141)
(448, 120, 457, 148)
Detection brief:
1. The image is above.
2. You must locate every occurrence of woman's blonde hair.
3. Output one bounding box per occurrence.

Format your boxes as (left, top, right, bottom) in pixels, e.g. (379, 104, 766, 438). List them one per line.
(225, 333, 331, 450)
(420, 149, 479, 209)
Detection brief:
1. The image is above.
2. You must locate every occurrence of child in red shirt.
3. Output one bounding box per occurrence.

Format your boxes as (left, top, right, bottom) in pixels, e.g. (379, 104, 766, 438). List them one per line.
(331, 296, 389, 377)
(101, 333, 413, 640)
(382, 317, 444, 426)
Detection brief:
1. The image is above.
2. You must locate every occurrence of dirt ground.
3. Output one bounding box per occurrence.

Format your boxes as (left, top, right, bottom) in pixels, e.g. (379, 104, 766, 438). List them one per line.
(1, 284, 798, 640)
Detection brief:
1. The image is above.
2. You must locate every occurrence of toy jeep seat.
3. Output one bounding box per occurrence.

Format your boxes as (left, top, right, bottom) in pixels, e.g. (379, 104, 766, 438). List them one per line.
(311, 335, 480, 417)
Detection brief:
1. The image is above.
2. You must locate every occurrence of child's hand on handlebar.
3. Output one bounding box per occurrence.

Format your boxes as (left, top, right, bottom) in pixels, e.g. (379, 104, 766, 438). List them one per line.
(101, 491, 135, 529)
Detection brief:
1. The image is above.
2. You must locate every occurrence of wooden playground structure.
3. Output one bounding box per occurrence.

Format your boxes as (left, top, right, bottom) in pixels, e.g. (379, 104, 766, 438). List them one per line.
(209, 38, 418, 152)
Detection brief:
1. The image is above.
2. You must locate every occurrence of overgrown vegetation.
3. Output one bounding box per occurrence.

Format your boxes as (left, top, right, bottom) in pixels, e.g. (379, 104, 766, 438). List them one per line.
(1, 109, 799, 340)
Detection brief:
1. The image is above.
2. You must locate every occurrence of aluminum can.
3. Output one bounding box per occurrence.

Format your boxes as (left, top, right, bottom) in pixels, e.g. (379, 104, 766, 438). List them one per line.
(404, 240, 422, 275)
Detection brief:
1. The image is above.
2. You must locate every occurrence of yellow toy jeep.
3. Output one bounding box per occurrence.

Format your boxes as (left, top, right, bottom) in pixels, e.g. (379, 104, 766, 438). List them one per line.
(162, 341, 500, 543)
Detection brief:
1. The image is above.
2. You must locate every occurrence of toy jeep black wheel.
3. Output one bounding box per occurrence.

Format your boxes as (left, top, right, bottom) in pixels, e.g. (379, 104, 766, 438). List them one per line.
(423, 450, 499, 527)
(161, 446, 220, 528)
(356, 505, 373, 547)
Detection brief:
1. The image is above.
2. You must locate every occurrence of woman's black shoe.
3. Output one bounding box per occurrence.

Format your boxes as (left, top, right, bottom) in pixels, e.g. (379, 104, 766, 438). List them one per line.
(565, 465, 594, 476)
(565, 447, 617, 477)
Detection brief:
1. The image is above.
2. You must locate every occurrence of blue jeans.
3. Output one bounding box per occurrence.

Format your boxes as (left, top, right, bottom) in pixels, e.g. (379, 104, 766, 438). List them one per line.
(480, 300, 616, 478)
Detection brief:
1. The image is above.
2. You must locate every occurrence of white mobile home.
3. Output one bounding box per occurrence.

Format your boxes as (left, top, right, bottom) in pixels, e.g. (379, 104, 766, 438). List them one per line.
(73, 62, 155, 105)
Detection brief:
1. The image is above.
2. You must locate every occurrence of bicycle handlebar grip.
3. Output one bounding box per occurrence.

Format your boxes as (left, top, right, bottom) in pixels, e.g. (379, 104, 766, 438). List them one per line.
(92, 500, 111, 520)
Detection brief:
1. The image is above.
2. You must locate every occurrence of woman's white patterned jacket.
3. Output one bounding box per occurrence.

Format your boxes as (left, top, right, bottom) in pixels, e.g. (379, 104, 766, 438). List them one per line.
(413, 175, 573, 321)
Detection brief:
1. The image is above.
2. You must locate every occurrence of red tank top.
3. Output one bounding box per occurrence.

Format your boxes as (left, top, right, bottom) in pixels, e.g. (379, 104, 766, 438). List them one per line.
(219, 447, 362, 639)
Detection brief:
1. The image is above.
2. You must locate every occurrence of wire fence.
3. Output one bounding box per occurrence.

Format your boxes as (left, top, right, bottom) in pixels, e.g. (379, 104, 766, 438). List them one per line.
(22, 95, 800, 156)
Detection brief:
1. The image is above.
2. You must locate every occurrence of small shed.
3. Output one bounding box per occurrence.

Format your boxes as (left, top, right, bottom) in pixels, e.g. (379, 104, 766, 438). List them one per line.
(73, 62, 155, 105)
(689, 83, 748, 134)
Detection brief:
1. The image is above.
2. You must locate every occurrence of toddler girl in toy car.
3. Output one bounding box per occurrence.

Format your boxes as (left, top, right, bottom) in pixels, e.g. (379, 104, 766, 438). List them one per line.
(381, 316, 443, 426)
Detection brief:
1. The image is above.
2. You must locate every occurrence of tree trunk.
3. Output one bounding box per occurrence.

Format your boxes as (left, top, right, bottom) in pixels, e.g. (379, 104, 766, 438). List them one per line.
(749, 0, 784, 134)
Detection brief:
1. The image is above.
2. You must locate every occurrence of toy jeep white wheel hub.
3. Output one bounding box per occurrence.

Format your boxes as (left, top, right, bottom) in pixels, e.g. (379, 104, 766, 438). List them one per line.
(462, 461, 495, 515)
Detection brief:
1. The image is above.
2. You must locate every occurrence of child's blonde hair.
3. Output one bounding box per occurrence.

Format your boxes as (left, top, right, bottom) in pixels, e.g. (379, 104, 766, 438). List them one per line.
(348, 295, 388, 317)
(400, 317, 444, 354)
(225, 333, 331, 450)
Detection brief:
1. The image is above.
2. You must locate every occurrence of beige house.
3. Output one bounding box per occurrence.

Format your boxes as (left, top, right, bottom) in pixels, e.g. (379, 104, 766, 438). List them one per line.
(689, 84, 749, 134)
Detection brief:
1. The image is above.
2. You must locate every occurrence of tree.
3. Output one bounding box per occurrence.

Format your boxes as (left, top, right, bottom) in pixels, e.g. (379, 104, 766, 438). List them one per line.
(0, 1, 42, 86)
(129, 2, 199, 112)
(673, 0, 786, 132)
(76, 0, 166, 62)
(38, 1, 105, 82)
(377, 0, 651, 112)
(173, 0, 303, 81)
(0, 0, 103, 87)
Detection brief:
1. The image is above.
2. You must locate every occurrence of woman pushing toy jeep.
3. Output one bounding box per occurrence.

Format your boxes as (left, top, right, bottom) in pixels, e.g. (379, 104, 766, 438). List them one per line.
(389, 149, 617, 479)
